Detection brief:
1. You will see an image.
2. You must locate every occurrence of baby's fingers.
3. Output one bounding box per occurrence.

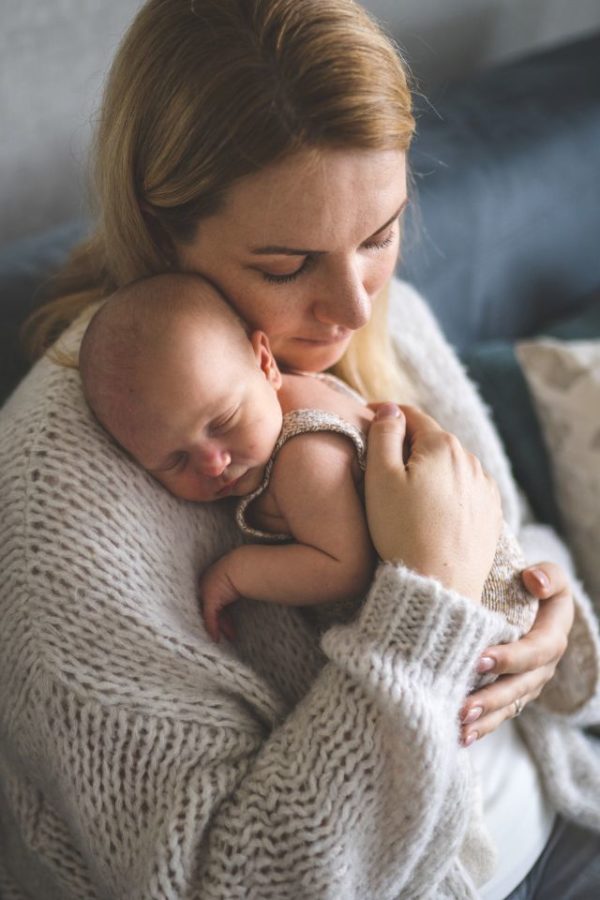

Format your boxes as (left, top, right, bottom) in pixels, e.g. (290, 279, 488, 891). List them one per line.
(219, 608, 237, 643)
(202, 600, 222, 643)
(201, 585, 231, 643)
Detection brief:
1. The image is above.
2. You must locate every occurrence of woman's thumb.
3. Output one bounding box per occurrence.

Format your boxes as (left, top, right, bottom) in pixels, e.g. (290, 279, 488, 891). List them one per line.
(373, 402, 402, 423)
(368, 403, 407, 470)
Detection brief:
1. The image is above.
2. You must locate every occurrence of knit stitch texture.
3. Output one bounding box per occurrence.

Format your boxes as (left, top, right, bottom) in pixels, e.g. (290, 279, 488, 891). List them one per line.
(1, 279, 599, 900)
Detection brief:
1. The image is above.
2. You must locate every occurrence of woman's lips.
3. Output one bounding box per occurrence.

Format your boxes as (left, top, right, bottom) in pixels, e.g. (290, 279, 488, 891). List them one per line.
(294, 332, 350, 346)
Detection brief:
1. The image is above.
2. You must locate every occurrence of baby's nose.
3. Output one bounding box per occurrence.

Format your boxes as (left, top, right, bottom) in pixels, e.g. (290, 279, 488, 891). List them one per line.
(196, 446, 231, 478)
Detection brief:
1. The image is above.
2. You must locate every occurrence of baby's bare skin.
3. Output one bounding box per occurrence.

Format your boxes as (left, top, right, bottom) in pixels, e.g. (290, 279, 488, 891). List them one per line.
(248, 372, 372, 533)
(78, 272, 379, 644)
(200, 372, 377, 642)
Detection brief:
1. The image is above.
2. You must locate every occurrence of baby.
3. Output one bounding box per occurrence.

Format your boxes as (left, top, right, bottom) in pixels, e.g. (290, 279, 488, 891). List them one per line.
(79, 272, 536, 644)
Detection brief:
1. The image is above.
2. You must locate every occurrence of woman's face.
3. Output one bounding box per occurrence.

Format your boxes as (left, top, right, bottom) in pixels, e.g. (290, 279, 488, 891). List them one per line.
(176, 147, 407, 372)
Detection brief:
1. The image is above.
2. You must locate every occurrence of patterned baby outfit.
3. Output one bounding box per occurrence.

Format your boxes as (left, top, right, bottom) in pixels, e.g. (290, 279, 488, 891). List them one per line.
(236, 408, 366, 542)
(236, 405, 538, 636)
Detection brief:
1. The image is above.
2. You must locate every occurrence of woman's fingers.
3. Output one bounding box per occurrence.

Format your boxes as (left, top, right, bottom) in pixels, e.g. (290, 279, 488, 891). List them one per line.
(364, 404, 408, 563)
(366, 403, 502, 601)
(460, 564, 575, 744)
(398, 404, 448, 457)
(521, 560, 571, 603)
(366, 403, 446, 471)
(469, 578, 573, 683)
(366, 403, 407, 470)
(398, 403, 446, 431)
(480, 590, 572, 680)
(460, 666, 551, 745)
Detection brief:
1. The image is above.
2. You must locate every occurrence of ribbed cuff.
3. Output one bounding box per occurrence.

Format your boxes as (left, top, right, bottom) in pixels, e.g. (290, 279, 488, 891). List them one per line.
(323, 562, 515, 694)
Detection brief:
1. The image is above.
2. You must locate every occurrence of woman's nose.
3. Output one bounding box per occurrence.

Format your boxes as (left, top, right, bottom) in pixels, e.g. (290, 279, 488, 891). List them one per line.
(194, 445, 231, 478)
(313, 260, 371, 329)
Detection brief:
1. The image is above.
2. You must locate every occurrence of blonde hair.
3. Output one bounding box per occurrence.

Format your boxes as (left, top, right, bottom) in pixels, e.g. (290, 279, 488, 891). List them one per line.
(25, 0, 416, 401)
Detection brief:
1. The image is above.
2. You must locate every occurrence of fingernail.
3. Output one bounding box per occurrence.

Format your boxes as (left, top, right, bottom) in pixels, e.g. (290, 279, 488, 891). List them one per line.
(477, 656, 495, 674)
(374, 403, 401, 421)
(462, 731, 478, 748)
(529, 568, 549, 590)
(462, 706, 483, 725)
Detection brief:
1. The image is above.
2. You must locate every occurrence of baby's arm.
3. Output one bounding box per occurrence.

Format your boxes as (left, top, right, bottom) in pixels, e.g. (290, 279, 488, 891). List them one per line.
(201, 432, 376, 641)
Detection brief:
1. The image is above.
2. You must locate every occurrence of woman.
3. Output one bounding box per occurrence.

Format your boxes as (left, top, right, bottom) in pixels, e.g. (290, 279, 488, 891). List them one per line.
(1, 1, 598, 898)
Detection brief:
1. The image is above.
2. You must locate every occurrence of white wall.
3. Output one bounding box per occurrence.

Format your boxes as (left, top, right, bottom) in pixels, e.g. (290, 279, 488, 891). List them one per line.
(363, 0, 600, 91)
(0, 0, 143, 245)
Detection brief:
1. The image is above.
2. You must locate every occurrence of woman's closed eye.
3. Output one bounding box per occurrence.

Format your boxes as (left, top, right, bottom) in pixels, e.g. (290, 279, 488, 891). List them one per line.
(259, 224, 398, 284)
(362, 228, 395, 251)
(261, 256, 314, 284)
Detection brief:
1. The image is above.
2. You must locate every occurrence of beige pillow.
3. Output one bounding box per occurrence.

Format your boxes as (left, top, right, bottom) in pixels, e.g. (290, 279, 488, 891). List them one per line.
(515, 338, 600, 612)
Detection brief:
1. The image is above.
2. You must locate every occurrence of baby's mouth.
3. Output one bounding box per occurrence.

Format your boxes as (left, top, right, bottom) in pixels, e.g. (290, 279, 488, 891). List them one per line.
(216, 467, 249, 496)
(216, 476, 242, 497)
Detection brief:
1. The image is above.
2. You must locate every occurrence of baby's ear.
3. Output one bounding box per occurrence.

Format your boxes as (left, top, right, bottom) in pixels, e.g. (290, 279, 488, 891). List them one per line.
(249, 331, 282, 389)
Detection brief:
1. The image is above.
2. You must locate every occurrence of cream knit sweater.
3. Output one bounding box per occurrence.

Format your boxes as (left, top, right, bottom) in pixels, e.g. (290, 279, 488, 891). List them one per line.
(1, 280, 599, 900)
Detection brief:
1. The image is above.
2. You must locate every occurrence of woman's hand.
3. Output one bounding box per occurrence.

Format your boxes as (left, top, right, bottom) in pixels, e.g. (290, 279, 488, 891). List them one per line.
(459, 562, 574, 745)
(365, 403, 502, 604)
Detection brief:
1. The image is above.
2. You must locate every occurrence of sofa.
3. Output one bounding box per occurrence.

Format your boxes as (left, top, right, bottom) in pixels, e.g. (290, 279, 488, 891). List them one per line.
(2, 32, 600, 595)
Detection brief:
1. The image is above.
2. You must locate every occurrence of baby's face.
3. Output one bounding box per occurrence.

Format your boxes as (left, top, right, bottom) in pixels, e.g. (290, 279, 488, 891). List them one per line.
(114, 323, 283, 503)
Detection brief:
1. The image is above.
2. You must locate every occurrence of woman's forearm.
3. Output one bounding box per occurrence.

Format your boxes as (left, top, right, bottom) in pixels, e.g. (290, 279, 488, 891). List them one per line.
(197, 563, 511, 898)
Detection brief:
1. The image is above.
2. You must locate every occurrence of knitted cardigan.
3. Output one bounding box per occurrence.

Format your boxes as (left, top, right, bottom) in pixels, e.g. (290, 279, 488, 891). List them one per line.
(0, 280, 599, 900)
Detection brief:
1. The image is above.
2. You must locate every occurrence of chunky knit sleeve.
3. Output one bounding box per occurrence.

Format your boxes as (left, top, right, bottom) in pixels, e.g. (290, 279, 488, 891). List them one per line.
(0, 355, 518, 900)
(389, 279, 600, 722)
(386, 281, 600, 839)
(198, 565, 515, 900)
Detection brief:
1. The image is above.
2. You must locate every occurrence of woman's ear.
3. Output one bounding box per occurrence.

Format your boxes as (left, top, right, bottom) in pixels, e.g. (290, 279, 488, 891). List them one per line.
(249, 331, 282, 389)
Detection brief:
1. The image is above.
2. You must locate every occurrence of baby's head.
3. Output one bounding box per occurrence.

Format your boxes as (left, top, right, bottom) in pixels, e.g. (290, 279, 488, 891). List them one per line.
(79, 273, 283, 502)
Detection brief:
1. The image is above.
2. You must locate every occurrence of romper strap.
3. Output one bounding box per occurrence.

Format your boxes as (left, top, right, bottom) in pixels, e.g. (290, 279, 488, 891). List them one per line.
(235, 409, 366, 542)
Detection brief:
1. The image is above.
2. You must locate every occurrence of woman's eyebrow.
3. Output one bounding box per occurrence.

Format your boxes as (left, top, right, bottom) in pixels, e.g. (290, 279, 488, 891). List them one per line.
(249, 199, 408, 256)
(250, 244, 324, 257)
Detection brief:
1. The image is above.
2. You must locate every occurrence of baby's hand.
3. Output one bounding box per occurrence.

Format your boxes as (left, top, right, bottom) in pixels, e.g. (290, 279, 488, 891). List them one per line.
(200, 555, 242, 642)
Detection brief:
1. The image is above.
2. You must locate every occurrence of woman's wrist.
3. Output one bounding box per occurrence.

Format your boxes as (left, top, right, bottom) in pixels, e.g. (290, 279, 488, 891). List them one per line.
(338, 562, 504, 684)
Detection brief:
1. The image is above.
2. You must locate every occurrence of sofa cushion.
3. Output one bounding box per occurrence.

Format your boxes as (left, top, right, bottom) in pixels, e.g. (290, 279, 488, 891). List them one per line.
(463, 297, 600, 529)
(516, 338, 600, 611)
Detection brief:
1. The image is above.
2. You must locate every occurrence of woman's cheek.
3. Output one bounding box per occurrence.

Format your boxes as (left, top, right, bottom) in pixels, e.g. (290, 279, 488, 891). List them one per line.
(258, 306, 301, 339)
